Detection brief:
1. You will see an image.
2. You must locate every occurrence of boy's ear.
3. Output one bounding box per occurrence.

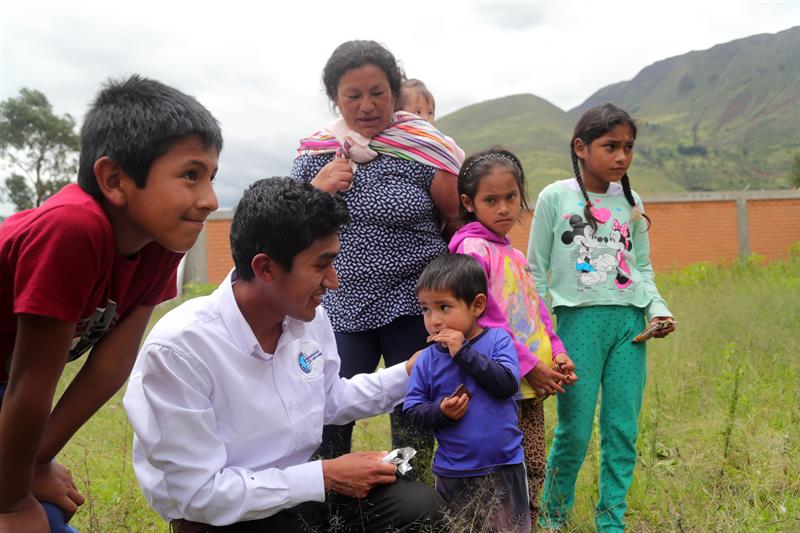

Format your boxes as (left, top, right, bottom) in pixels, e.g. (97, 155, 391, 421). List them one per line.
(470, 293, 487, 317)
(460, 194, 474, 213)
(250, 253, 273, 282)
(251, 253, 276, 282)
(93, 156, 129, 207)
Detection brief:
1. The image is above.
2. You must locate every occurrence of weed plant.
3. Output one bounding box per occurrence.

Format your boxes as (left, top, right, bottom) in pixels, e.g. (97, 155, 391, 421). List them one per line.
(55, 253, 799, 531)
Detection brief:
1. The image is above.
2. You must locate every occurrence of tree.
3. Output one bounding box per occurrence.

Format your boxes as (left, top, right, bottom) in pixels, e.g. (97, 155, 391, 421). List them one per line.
(0, 88, 79, 212)
(790, 151, 800, 189)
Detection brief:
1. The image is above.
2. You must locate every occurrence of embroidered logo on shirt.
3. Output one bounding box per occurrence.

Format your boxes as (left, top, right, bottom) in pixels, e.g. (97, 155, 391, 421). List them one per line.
(298, 349, 323, 374)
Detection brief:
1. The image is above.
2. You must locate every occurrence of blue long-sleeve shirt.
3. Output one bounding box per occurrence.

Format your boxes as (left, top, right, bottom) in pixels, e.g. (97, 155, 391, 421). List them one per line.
(403, 328, 524, 477)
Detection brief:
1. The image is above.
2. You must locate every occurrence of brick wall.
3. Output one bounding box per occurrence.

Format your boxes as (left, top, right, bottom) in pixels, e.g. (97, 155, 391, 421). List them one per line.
(206, 218, 234, 285)
(197, 192, 800, 285)
(748, 198, 800, 260)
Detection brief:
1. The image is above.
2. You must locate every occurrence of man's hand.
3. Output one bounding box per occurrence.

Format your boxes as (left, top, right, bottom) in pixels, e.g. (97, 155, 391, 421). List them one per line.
(405, 350, 422, 375)
(321, 452, 397, 499)
(311, 158, 354, 193)
(524, 362, 568, 396)
(31, 462, 84, 517)
(427, 328, 465, 358)
(0, 494, 49, 533)
(440, 394, 469, 421)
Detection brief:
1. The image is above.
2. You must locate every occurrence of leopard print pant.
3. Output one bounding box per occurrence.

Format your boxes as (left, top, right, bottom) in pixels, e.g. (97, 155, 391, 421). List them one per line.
(518, 397, 547, 525)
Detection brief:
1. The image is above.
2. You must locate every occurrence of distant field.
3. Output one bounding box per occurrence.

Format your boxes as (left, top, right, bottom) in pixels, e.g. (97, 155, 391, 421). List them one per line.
(56, 253, 800, 532)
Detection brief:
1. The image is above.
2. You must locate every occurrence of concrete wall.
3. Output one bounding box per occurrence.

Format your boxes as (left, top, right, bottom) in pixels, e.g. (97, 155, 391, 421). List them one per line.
(187, 191, 800, 285)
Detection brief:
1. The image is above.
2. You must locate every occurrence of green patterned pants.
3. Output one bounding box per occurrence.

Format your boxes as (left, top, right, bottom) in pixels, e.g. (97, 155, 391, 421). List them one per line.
(540, 305, 646, 532)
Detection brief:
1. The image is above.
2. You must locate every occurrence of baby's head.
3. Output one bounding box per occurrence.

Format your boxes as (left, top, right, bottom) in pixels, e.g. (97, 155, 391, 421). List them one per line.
(416, 254, 487, 339)
(399, 79, 435, 124)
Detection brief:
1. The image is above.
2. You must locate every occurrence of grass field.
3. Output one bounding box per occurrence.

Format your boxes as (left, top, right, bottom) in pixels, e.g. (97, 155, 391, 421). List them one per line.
(55, 253, 800, 532)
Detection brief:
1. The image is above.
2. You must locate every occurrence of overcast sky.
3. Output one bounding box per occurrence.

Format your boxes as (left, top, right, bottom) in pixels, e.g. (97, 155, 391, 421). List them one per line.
(1, 0, 797, 214)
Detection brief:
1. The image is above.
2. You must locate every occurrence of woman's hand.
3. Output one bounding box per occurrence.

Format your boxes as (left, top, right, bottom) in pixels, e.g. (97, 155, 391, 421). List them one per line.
(650, 316, 676, 338)
(311, 158, 353, 193)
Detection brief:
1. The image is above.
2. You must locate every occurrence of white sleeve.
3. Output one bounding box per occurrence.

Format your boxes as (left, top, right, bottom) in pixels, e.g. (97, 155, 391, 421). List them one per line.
(316, 315, 410, 426)
(123, 342, 325, 526)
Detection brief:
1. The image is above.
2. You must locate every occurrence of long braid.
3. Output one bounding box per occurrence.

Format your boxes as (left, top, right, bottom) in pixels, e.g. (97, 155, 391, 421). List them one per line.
(621, 173, 651, 229)
(571, 148, 598, 232)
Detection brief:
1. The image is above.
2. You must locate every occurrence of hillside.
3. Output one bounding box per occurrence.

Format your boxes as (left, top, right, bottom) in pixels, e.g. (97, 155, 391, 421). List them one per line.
(437, 94, 681, 194)
(439, 27, 799, 192)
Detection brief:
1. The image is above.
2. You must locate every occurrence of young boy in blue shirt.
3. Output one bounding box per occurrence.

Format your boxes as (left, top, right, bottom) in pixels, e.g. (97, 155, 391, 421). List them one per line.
(403, 253, 530, 532)
(0, 75, 222, 533)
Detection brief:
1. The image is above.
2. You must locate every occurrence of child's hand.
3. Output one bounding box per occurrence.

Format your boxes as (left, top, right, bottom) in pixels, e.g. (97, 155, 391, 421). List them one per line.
(312, 157, 354, 193)
(31, 461, 84, 517)
(440, 394, 469, 421)
(650, 317, 676, 338)
(553, 353, 578, 385)
(427, 328, 465, 357)
(524, 362, 567, 396)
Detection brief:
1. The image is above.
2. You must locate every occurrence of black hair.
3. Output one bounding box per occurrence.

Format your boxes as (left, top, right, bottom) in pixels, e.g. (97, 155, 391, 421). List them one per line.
(416, 254, 487, 306)
(78, 75, 223, 200)
(458, 146, 530, 223)
(230, 177, 350, 280)
(570, 103, 650, 230)
(399, 79, 435, 113)
(322, 40, 404, 106)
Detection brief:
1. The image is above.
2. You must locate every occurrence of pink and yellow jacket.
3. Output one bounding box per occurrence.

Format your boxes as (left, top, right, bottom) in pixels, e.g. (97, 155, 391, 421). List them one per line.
(449, 222, 565, 399)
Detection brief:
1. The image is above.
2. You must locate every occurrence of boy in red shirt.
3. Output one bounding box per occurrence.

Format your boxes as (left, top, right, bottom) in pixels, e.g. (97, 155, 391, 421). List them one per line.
(0, 75, 222, 533)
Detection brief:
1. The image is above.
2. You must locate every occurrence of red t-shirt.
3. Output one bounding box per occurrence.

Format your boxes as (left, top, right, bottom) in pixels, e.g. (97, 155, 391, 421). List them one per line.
(0, 184, 183, 382)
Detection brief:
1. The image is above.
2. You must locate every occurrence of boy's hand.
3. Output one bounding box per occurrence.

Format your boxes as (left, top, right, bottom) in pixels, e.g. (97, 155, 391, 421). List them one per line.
(427, 329, 465, 357)
(650, 317, 676, 338)
(31, 462, 84, 516)
(312, 158, 354, 193)
(553, 353, 578, 385)
(321, 452, 397, 498)
(0, 494, 49, 533)
(524, 362, 568, 396)
(440, 394, 469, 421)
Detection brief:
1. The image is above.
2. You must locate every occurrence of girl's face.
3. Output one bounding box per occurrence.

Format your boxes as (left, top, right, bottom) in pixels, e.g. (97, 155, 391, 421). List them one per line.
(335, 63, 395, 139)
(461, 168, 522, 237)
(575, 123, 635, 193)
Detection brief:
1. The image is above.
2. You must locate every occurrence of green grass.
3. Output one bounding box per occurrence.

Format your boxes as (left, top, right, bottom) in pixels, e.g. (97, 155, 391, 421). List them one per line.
(55, 255, 800, 532)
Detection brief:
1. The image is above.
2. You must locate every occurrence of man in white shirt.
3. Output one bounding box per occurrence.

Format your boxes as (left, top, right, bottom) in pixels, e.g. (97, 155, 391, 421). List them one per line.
(123, 178, 440, 532)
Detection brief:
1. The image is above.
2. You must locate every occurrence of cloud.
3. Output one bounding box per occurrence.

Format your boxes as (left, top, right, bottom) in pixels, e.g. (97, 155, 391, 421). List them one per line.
(474, 2, 547, 31)
(0, 0, 795, 215)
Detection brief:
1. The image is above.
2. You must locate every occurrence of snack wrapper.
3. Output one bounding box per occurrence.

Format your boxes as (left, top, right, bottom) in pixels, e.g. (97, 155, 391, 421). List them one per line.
(380, 447, 417, 475)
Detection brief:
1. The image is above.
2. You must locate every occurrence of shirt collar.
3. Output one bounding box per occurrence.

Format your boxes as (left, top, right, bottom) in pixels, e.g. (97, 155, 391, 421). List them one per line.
(217, 269, 270, 359)
(216, 269, 308, 360)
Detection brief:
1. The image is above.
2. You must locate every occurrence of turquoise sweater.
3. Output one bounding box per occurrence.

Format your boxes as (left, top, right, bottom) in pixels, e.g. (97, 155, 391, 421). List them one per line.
(527, 179, 671, 320)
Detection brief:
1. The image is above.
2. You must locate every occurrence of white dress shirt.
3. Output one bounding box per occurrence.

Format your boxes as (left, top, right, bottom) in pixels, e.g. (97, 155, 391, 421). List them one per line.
(123, 271, 410, 525)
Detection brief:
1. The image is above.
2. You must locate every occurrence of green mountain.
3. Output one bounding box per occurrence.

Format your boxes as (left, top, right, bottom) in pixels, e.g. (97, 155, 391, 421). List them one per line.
(438, 27, 799, 192)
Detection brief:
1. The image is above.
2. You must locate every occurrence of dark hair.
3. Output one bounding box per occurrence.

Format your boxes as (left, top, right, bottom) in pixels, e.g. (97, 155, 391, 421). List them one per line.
(78, 75, 223, 200)
(458, 146, 530, 223)
(399, 79, 435, 113)
(322, 40, 404, 105)
(230, 177, 350, 280)
(416, 254, 487, 306)
(570, 103, 649, 230)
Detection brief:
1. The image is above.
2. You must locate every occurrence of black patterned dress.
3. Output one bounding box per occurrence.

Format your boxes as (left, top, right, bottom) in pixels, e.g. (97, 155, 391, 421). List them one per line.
(291, 152, 447, 333)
